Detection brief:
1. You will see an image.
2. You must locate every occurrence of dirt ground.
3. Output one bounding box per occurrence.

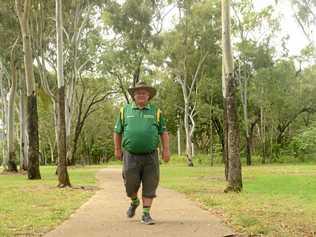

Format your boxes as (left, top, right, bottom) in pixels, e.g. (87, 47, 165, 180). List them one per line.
(44, 168, 235, 237)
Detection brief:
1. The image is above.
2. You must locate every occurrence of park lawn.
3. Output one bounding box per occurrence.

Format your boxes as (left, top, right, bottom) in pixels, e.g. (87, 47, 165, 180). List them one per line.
(0, 166, 100, 237)
(160, 163, 316, 237)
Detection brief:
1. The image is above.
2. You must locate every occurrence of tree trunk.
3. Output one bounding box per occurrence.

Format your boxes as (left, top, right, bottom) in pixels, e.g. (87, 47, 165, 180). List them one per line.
(245, 135, 251, 166)
(261, 105, 266, 164)
(222, 0, 242, 192)
(209, 95, 214, 167)
(56, 0, 71, 187)
(222, 49, 229, 180)
(238, 63, 251, 166)
(7, 57, 18, 172)
(223, 98, 229, 180)
(57, 86, 70, 187)
(177, 125, 181, 156)
(19, 73, 28, 171)
(226, 74, 242, 192)
(184, 99, 193, 166)
(0, 66, 8, 170)
(16, 0, 41, 179)
(191, 142, 195, 157)
(49, 139, 55, 164)
(26, 94, 41, 179)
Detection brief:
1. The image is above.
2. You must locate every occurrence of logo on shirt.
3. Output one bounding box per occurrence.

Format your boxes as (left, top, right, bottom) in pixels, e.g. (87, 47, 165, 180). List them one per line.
(144, 115, 155, 119)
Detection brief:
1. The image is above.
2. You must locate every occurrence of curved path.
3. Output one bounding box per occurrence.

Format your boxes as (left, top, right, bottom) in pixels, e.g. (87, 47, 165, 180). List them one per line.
(45, 168, 235, 237)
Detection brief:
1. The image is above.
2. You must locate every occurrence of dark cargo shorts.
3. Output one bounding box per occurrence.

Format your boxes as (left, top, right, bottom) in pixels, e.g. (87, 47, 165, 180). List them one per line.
(122, 150, 160, 198)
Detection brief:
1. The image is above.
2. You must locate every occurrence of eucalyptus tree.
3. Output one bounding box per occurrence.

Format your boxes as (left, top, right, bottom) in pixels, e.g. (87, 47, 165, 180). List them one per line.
(15, 0, 41, 179)
(70, 78, 115, 165)
(101, 0, 167, 101)
(290, 0, 316, 44)
(162, 0, 221, 166)
(231, 0, 279, 165)
(222, 0, 242, 192)
(0, 0, 26, 171)
(56, 0, 70, 187)
(31, 0, 104, 165)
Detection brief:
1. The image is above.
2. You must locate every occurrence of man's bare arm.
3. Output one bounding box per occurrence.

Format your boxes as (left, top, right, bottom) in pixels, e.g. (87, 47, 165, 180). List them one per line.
(113, 132, 122, 160)
(160, 131, 170, 162)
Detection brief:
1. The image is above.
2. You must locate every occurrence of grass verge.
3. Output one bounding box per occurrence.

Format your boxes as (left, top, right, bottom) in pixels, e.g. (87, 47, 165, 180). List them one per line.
(159, 163, 316, 236)
(0, 166, 100, 237)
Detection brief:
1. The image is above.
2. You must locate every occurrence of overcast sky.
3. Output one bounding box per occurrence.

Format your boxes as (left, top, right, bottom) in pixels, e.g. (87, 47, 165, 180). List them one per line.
(254, 0, 311, 56)
(161, 1, 312, 57)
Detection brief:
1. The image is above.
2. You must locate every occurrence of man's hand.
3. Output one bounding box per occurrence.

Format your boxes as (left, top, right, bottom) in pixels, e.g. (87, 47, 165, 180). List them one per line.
(115, 149, 123, 161)
(162, 149, 170, 162)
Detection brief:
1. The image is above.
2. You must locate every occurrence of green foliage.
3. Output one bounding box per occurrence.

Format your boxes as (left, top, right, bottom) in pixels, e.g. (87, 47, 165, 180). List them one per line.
(290, 124, 316, 158)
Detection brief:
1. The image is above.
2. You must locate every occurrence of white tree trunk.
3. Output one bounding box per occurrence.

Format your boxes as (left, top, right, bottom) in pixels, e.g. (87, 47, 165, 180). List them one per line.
(180, 79, 194, 166)
(191, 142, 195, 157)
(177, 125, 181, 156)
(49, 138, 55, 164)
(1, 82, 8, 170)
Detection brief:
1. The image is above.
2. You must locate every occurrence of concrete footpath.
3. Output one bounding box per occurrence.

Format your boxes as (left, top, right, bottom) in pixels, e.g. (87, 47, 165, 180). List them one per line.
(45, 168, 235, 237)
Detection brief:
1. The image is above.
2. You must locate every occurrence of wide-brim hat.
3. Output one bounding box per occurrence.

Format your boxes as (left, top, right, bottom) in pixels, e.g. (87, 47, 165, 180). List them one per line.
(128, 81, 157, 100)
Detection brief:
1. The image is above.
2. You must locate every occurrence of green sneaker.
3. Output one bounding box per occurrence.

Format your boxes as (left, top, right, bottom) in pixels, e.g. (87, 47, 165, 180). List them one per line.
(127, 203, 139, 218)
(141, 213, 155, 225)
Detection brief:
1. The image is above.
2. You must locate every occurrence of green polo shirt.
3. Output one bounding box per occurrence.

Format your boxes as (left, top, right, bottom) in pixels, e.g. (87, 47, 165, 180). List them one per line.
(114, 103, 166, 154)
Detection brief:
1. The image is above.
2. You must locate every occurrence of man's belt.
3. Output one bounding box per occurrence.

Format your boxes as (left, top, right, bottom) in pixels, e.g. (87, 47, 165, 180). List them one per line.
(129, 150, 156, 156)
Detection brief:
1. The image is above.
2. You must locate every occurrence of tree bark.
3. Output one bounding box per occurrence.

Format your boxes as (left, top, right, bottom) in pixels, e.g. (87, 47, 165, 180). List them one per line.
(26, 94, 41, 179)
(16, 0, 41, 179)
(226, 74, 242, 192)
(57, 86, 70, 187)
(222, 0, 242, 192)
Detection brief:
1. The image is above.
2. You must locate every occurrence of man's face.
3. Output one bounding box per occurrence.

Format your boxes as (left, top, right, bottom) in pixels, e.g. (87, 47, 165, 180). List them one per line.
(134, 89, 150, 105)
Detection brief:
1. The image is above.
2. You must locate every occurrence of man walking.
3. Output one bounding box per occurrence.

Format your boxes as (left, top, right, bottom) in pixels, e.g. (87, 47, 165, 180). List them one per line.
(113, 81, 170, 225)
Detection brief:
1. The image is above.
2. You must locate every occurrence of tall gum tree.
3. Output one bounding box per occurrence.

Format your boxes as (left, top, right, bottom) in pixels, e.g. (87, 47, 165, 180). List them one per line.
(221, 0, 242, 192)
(15, 0, 41, 179)
(56, 0, 71, 187)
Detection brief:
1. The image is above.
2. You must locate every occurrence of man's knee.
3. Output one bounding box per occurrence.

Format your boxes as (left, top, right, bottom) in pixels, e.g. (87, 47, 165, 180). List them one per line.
(124, 173, 141, 197)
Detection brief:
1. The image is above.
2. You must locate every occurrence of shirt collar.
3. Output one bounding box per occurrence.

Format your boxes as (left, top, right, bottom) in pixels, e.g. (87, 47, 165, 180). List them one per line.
(132, 102, 150, 110)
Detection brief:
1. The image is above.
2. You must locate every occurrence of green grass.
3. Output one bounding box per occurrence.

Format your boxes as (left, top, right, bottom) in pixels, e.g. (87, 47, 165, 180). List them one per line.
(1, 160, 316, 236)
(159, 163, 316, 236)
(0, 166, 100, 237)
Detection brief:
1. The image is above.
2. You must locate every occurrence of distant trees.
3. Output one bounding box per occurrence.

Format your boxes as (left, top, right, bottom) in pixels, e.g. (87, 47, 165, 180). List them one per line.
(0, 0, 315, 180)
